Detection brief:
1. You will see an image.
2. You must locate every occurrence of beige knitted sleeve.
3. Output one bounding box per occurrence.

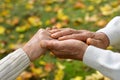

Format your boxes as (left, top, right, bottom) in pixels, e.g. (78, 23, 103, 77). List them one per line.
(0, 48, 30, 80)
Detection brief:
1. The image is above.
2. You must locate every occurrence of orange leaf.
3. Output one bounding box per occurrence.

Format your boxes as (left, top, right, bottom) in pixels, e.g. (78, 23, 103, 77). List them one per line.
(74, 2, 86, 9)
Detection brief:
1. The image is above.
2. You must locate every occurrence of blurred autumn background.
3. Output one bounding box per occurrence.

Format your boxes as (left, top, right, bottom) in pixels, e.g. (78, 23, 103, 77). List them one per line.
(0, 0, 120, 80)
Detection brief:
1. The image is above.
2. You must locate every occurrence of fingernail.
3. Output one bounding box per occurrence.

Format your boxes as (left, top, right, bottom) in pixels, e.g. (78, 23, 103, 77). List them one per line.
(86, 38, 91, 45)
(51, 34, 56, 38)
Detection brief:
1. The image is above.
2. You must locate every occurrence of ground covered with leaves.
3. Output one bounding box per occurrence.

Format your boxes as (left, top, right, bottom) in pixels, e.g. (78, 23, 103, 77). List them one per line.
(0, 0, 120, 80)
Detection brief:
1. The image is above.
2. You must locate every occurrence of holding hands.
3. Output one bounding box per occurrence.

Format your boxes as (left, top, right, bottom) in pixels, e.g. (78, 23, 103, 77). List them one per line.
(50, 28, 109, 49)
(23, 27, 110, 61)
(41, 39, 87, 60)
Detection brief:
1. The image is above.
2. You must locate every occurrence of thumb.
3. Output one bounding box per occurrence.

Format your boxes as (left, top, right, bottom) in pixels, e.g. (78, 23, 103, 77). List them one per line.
(40, 40, 58, 49)
(87, 38, 99, 46)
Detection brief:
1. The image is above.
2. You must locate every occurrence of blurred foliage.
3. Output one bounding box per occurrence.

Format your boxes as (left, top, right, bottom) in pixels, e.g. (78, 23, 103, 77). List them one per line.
(0, 0, 120, 80)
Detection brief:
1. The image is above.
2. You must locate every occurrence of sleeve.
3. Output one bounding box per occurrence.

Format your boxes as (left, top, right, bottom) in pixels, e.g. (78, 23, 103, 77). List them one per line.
(0, 48, 30, 80)
(83, 45, 120, 80)
(97, 16, 120, 49)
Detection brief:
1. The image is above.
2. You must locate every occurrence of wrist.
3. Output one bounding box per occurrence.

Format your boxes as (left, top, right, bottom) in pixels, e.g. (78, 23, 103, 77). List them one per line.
(81, 44, 88, 61)
(22, 45, 33, 61)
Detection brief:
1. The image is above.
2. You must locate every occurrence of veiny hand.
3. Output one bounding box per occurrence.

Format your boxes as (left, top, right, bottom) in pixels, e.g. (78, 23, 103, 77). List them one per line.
(50, 28, 109, 49)
(40, 39, 88, 61)
(22, 29, 52, 61)
(87, 32, 109, 49)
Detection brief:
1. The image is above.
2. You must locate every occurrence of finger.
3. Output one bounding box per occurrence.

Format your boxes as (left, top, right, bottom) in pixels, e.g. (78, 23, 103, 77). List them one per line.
(87, 38, 100, 46)
(58, 34, 88, 41)
(46, 27, 51, 30)
(40, 40, 60, 50)
(51, 29, 76, 39)
(49, 29, 62, 34)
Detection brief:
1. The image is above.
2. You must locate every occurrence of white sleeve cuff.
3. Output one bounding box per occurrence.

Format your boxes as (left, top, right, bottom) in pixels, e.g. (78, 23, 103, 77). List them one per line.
(83, 45, 120, 80)
(0, 48, 31, 80)
(83, 46, 105, 70)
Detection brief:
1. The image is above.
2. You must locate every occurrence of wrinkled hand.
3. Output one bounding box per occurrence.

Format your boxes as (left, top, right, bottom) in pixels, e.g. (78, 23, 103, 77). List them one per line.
(40, 39, 88, 61)
(22, 29, 52, 61)
(87, 32, 109, 49)
(50, 28, 109, 49)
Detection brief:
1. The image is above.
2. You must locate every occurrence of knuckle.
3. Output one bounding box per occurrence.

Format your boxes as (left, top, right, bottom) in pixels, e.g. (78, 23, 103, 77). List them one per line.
(65, 28, 72, 31)
(38, 29, 47, 34)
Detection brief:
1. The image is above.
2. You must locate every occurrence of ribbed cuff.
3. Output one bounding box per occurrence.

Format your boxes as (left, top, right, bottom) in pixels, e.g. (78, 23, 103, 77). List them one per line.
(0, 48, 30, 80)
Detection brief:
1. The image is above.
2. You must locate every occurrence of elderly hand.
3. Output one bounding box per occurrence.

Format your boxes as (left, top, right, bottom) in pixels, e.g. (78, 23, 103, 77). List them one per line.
(40, 39, 88, 61)
(50, 28, 109, 49)
(22, 29, 52, 61)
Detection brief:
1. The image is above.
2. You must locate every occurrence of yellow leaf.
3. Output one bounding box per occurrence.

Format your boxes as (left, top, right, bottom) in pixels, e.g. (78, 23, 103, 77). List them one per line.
(111, 1, 119, 8)
(31, 67, 43, 75)
(39, 61, 46, 65)
(20, 71, 32, 79)
(72, 76, 83, 80)
(45, 20, 51, 26)
(100, 4, 113, 16)
(85, 71, 109, 80)
(26, 0, 34, 10)
(89, 0, 102, 4)
(96, 19, 107, 27)
(16, 76, 22, 80)
(9, 44, 16, 49)
(26, 4, 34, 9)
(55, 23, 62, 29)
(0, 26, 6, 35)
(54, 69, 64, 80)
(19, 34, 24, 39)
(1, 10, 9, 16)
(5, 0, 11, 3)
(16, 24, 30, 32)
(107, 46, 113, 50)
(104, 77, 111, 80)
(57, 62, 65, 70)
(57, 9, 69, 21)
(87, 5, 94, 11)
(44, 0, 55, 4)
(30, 64, 43, 75)
(45, 6, 52, 12)
(73, 18, 83, 26)
(28, 16, 42, 26)
(85, 14, 98, 22)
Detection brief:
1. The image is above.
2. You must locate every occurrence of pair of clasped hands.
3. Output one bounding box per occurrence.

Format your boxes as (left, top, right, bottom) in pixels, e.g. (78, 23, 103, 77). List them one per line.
(22, 28, 109, 61)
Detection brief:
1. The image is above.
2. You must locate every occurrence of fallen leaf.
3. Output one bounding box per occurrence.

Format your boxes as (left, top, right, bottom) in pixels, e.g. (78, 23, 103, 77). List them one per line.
(87, 5, 94, 11)
(0, 26, 6, 34)
(54, 69, 64, 80)
(100, 4, 113, 16)
(45, 6, 52, 12)
(54, 22, 62, 29)
(28, 16, 42, 26)
(44, 63, 54, 72)
(96, 19, 107, 27)
(74, 2, 86, 9)
(85, 14, 98, 22)
(57, 9, 69, 21)
(30, 63, 43, 75)
(72, 76, 83, 80)
(11, 17, 19, 26)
